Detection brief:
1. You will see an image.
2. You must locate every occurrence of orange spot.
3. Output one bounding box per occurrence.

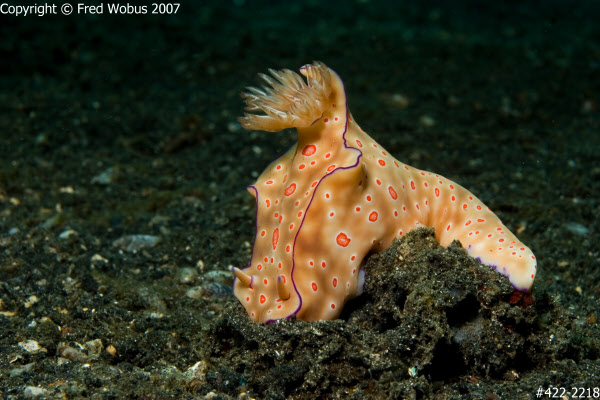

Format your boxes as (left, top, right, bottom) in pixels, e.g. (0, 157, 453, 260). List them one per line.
(449, 185, 454, 189)
(302, 144, 317, 156)
(295, 201, 300, 206)
(394, 161, 399, 167)
(416, 204, 420, 210)
(404, 166, 410, 170)
(279, 215, 283, 223)
(283, 175, 287, 183)
(336, 232, 351, 247)
(424, 182, 428, 187)
(378, 159, 386, 166)
(264, 257, 268, 262)
(298, 211, 302, 217)
(257, 264, 262, 270)
(394, 210, 398, 217)
(451, 195, 456, 201)
(260, 295, 266, 304)
(285, 183, 296, 196)
(276, 165, 281, 170)
(272, 228, 279, 250)
(246, 297, 250, 302)
(356, 139, 363, 147)
(335, 117, 338, 121)
(266, 199, 270, 208)
(351, 255, 356, 261)
(324, 118, 329, 123)
(261, 230, 266, 237)
(312, 181, 318, 187)
(465, 220, 472, 226)
(389, 186, 398, 200)
(330, 303, 335, 309)
(274, 212, 279, 218)
(266, 180, 273, 185)
(263, 279, 268, 285)
(299, 164, 306, 170)
(312, 282, 318, 291)
(435, 188, 440, 197)
(366, 195, 372, 201)
(477, 205, 482, 210)
(477, 219, 485, 222)
(499, 238, 504, 242)
(369, 211, 378, 222)
(286, 244, 290, 252)
(289, 224, 294, 230)
(309, 261, 314, 266)
(410, 181, 415, 190)
(325, 153, 331, 159)
(446, 224, 451, 231)
(330, 212, 334, 217)
(376, 179, 381, 185)
(311, 161, 316, 165)
(322, 261, 326, 268)
(327, 165, 336, 172)
(278, 262, 282, 269)
(333, 278, 338, 288)
(355, 206, 361, 212)
(326, 193, 330, 198)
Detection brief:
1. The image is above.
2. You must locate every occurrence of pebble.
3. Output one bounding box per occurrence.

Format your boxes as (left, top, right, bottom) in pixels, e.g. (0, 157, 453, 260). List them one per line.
(24, 386, 49, 399)
(113, 234, 160, 253)
(18, 340, 46, 354)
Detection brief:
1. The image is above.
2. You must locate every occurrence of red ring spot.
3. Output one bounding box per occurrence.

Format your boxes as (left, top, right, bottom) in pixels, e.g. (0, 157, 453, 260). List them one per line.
(477, 205, 482, 210)
(260, 295, 266, 304)
(410, 181, 416, 190)
(272, 228, 279, 250)
(302, 144, 317, 156)
(388, 186, 398, 200)
(257, 264, 262, 270)
(369, 211, 378, 222)
(327, 164, 336, 172)
(435, 188, 440, 197)
(284, 183, 296, 196)
(356, 140, 363, 147)
(336, 232, 351, 247)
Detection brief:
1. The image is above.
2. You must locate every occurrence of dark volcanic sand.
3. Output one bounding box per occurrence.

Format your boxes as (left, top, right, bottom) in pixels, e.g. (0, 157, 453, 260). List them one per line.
(1, 1, 599, 399)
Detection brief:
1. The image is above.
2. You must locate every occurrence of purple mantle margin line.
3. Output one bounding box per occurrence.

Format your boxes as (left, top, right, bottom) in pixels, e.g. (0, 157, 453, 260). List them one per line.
(234, 69, 363, 324)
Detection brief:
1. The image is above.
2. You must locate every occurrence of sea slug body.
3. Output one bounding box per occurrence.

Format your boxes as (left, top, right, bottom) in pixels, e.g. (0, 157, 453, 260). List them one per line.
(232, 62, 537, 323)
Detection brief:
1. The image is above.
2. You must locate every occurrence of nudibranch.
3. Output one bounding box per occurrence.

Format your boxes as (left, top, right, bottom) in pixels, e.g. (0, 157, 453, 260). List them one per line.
(232, 62, 537, 323)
